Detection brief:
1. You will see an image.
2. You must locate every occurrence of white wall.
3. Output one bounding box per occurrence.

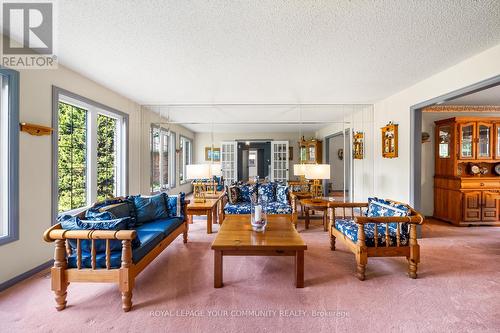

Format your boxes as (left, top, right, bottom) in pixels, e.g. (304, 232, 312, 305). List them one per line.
(194, 131, 314, 180)
(0, 64, 193, 285)
(373, 43, 500, 205)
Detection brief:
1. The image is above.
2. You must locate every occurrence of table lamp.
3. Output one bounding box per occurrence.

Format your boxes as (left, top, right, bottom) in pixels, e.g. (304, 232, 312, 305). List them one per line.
(304, 164, 330, 199)
(209, 163, 222, 194)
(186, 164, 211, 203)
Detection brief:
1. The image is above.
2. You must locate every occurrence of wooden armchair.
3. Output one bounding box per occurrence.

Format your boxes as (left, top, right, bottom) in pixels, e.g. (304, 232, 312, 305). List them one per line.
(328, 201, 424, 280)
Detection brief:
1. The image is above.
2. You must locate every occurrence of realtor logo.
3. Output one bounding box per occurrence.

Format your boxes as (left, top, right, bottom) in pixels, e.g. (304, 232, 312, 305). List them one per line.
(1, 1, 57, 69)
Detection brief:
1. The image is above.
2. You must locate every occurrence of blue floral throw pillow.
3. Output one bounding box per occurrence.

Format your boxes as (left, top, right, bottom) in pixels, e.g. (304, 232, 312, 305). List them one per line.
(367, 197, 410, 217)
(276, 185, 289, 204)
(258, 182, 276, 203)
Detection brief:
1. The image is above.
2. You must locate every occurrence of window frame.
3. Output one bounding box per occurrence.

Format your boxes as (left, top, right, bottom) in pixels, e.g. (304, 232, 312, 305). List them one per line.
(52, 87, 129, 222)
(0, 68, 19, 246)
(150, 126, 176, 193)
(179, 135, 193, 185)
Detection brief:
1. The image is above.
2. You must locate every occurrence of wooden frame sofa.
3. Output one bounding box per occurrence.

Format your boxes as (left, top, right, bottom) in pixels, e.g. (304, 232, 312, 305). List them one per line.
(222, 181, 298, 227)
(328, 199, 424, 280)
(43, 194, 189, 312)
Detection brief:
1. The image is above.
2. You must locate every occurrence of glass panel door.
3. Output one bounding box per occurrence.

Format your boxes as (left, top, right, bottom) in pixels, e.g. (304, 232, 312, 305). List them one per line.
(271, 141, 289, 182)
(459, 123, 475, 159)
(438, 125, 451, 158)
(477, 122, 492, 159)
(221, 141, 237, 185)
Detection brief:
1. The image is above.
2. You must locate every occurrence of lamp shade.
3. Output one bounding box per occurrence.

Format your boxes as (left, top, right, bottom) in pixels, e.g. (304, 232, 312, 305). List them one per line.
(293, 164, 308, 176)
(210, 163, 222, 177)
(186, 164, 211, 180)
(304, 164, 330, 180)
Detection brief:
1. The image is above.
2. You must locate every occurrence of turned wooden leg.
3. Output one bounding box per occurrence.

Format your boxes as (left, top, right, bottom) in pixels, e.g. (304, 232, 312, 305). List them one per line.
(305, 207, 310, 229)
(52, 239, 69, 311)
(408, 224, 420, 279)
(356, 223, 367, 281)
(120, 240, 134, 312)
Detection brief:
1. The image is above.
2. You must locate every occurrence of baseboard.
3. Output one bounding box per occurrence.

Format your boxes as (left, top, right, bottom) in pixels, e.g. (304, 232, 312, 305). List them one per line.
(0, 259, 53, 293)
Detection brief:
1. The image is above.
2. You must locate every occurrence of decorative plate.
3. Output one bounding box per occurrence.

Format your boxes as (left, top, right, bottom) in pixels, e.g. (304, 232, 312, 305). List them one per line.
(495, 163, 500, 176)
(470, 164, 480, 175)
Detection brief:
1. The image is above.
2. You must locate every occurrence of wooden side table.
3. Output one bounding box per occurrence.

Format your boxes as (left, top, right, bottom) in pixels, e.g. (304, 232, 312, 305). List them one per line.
(300, 198, 330, 231)
(291, 192, 313, 217)
(204, 191, 226, 223)
(187, 199, 219, 234)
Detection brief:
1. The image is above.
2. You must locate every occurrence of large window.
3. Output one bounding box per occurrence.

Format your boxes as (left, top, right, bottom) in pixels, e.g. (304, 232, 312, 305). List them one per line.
(55, 89, 127, 214)
(180, 135, 193, 184)
(0, 69, 19, 245)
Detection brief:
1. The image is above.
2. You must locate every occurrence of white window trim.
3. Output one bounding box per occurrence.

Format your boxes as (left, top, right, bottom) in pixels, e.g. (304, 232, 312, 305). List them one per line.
(179, 135, 193, 185)
(0, 68, 19, 246)
(52, 87, 129, 220)
(150, 125, 174, 193)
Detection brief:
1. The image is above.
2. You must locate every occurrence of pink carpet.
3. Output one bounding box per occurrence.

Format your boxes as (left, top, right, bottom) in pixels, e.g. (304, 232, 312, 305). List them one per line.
(1, 218, 499, 332)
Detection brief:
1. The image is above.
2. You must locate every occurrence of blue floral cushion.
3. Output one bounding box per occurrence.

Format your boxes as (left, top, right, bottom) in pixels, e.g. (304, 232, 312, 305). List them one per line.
(239, 184, 257, 203)
(167, 192, 185, 218)
(224, 202, 252, 214)
(258, 182, 276, 203)
(264, 201, 292, 214)
(276, 184, 289, 204)
(367, 198, 409, 217)
(334, 218, 409, 247)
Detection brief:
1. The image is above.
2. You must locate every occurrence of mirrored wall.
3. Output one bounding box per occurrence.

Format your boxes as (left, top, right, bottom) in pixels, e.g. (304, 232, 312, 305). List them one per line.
(143, 104, 374, 202)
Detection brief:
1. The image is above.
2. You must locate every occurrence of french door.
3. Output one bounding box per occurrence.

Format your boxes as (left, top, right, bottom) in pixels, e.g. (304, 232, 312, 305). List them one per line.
(271, 141, 289, 182)
(221, 141, 237, 185)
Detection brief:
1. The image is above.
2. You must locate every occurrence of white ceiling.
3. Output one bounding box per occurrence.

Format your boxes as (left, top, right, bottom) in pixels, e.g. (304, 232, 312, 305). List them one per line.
(55, 0, 500, 106)
(443, 84, 500, 105)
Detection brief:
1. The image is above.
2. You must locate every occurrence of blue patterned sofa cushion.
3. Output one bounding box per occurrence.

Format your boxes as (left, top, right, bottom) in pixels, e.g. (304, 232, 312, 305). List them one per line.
(258, 182, 276, 203)
(334, 219, 409, 247)
(239, 184, 257, 202)
(224, 202, 252, 214)
(276, 184, 289, 204)
(264, 201, 292, 214)
(166, 192, 185, 218)
(367, 197, 410, 217)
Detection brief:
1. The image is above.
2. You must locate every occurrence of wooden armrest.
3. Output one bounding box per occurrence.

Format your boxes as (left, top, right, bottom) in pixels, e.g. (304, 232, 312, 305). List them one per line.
(328, 202, 369, 208)
(354, 215, 423, 225)
(44, 223, 137, 242)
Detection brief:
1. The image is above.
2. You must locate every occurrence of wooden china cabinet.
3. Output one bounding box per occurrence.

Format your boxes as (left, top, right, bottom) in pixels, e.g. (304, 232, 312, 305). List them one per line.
(299, 137, 322, 164)
(433, 117, 500, 226)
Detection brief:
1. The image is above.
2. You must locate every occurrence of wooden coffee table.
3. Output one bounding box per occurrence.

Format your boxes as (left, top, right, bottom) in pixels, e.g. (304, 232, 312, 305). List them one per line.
(300, 198, 330, 231)
(211, 215, 307, 288)
(187, 199, 219, 234)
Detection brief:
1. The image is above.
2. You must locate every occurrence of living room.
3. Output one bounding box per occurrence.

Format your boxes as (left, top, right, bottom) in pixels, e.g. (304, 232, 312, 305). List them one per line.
(0, 1, 499, 332)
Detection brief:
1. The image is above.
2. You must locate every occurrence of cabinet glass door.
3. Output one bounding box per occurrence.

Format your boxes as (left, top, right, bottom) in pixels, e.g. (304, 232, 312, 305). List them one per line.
(477, 123, 492, 159)
(438, 125, 451, 158)
(459, 123, 475, 159)
(308, 146, 315, 162)
(496, 123, 500, 159)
